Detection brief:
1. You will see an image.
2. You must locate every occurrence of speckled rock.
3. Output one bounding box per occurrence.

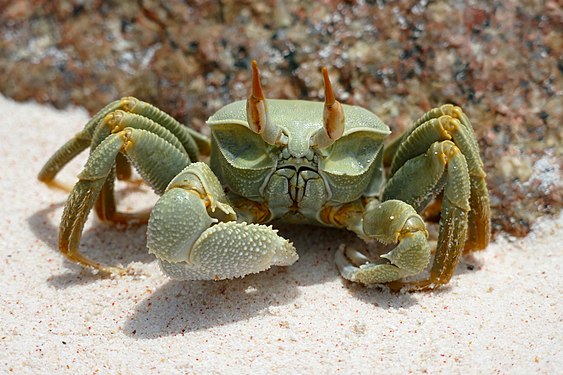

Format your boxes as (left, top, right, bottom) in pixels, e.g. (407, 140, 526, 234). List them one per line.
(1, 0, 561, 237)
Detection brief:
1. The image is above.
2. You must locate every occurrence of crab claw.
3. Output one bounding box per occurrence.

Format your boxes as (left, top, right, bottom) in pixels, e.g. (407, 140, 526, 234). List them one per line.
(147, 162, 298, 280)
(312, 67, 345, 148)
(246, 60, 282, 145)
(335, 200, 431, 288)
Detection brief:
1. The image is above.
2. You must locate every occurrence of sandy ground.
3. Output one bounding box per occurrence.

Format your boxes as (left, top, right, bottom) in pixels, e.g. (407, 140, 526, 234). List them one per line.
(0, 95, 561, 374)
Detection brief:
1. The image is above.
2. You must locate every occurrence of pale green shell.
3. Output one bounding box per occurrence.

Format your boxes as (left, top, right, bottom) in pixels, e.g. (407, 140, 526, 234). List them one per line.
(207, 99, 390, 207)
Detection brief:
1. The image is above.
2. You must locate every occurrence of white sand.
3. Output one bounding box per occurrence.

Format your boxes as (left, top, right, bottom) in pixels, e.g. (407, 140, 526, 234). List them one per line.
(0, 95, 561, 374)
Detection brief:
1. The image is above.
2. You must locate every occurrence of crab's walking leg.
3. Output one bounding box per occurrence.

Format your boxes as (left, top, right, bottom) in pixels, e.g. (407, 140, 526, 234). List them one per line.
(90, 110, 191, 224)
(38, 100, 122, 190)
(336, 140, 471, 290)
(148, 163, 298, 280)
(383, 105, 490, 251)
(59, 128, 190, 273)
(38, 97, 210, 188)
(384, 141, 471, 290)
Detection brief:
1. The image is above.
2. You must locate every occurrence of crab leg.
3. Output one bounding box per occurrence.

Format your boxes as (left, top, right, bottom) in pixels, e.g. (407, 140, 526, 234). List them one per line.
(148, 163, 298, 280)
(38, 97, 209, 187)
(383, 105, 490, 251)
(38, 100, 123, 189)
(90, 110, 190, 224)
(384, 141, 471, 290)
(111, 97, 210, 159)
(336, 140, 470, 290)
(59, 128, 190, 273)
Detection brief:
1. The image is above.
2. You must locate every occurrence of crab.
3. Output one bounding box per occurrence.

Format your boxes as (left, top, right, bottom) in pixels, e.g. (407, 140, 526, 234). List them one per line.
(38, 61, 490, 291)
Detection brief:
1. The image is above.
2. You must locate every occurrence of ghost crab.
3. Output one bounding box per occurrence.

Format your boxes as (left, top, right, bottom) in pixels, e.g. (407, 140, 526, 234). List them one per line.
(39, 61, 490, 291)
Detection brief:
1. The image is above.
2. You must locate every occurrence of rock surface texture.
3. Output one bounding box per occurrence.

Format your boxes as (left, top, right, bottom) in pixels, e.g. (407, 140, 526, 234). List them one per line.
(0, 0, 561, 236)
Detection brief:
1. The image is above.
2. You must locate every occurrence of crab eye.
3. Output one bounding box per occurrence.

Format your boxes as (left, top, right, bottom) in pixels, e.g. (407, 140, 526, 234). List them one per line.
(311, 67, 345, 149)
(246, 60, 282, 145)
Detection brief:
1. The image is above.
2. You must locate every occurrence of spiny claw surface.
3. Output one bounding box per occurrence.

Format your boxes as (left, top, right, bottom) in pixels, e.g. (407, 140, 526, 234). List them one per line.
(159, 221, 298, 280)
(148, 162, 298, 280)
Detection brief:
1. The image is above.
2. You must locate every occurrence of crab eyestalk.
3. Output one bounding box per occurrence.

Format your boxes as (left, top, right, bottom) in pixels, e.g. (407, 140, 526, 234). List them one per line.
(311, 67, 345, 149)
(246, 60, 281, 145)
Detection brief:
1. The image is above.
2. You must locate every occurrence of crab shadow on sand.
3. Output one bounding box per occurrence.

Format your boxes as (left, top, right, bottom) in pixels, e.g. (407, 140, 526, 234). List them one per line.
(122, 223, 423, 338)
(27, 200, 441, 337)
(122, 223, 343, 338)
(26, 189, 155, 288)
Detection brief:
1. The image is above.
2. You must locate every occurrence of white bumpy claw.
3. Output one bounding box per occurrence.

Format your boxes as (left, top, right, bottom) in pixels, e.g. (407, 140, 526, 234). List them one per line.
(147, 162, 298, 280)
(158, 221, 298, 280)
